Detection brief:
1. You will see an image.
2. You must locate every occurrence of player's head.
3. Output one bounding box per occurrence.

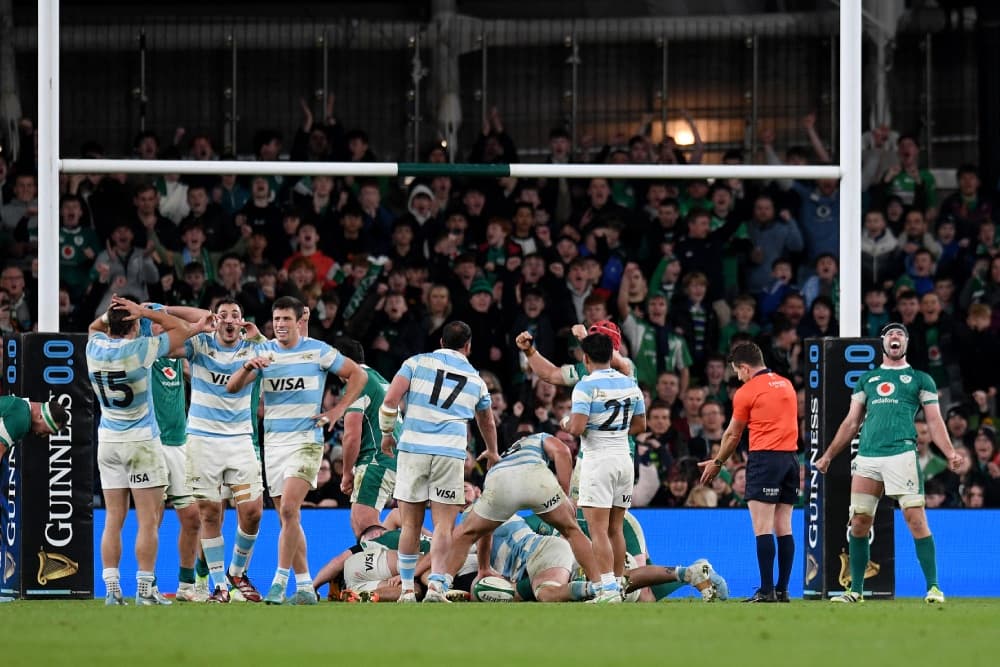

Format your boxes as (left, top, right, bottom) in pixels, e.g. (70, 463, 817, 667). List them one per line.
(880, 322, 909, 360)
(588, 319, 622, 351)
(214, 298, 244, 344)
(580, 333, 613, 369)
(31, 399, 68, 436)
(728, 342, 765, 382)
(272, 296, 304, 345)
(334, 336, 364, 364)
(358, 524, 386, 541)
(108, 293, 141, 338)
(441, 321, 472, 354)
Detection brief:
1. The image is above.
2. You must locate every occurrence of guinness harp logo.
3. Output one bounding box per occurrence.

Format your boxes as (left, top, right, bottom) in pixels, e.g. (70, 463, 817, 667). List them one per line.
(805, 553, 819, 584)
(3, 552, 14, 582)
(37, 550, 79, 585)
(837, 549, 881, 589)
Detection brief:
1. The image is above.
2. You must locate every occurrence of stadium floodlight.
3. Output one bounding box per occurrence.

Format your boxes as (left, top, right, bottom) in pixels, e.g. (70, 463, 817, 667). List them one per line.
(36, 0, 863, 336)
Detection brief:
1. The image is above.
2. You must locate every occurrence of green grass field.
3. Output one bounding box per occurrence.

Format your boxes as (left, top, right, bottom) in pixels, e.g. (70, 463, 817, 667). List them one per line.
(2, 599, 998, 666)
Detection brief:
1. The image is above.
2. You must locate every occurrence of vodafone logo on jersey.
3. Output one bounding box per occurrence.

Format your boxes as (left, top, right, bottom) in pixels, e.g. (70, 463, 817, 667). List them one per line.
(162, 367, 177, 380)
(876, 382, 895, 397)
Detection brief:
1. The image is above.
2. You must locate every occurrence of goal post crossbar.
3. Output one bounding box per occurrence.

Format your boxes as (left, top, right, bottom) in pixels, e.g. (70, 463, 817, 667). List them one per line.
(58, 160, 844, 181)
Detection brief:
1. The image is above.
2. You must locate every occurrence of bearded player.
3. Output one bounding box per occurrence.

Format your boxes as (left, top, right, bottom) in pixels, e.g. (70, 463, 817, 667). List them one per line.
(816, 323, 962, 603)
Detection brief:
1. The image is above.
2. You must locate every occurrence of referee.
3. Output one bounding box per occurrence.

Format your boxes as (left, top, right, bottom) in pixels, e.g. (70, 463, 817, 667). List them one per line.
(699, 342, 798, 603)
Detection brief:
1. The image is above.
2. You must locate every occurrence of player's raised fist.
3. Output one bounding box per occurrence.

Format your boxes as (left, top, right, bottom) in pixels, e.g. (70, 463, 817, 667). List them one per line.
(515, 331, 534, 351)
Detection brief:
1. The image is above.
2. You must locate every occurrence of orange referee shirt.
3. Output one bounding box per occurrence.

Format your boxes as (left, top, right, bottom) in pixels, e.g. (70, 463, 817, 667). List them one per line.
(731, 369, 799, 452)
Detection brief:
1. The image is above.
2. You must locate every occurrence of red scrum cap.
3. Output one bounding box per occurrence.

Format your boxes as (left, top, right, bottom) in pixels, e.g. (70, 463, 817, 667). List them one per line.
(588, 319, 622, 351)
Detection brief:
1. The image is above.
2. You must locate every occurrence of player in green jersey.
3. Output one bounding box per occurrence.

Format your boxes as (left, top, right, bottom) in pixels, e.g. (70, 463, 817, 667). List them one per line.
(0, 396, 66, 460)
(523, 510, 727, 602)
(312, 526, 432, 602)
(333, 338, 400, 538)
(817, 323, 962, 604)
(0, 396, 67, 603)
(144, 307, 204, 602)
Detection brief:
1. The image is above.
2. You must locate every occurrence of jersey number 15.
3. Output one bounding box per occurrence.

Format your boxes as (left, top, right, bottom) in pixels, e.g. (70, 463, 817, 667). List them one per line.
(94, 370, 135, 408)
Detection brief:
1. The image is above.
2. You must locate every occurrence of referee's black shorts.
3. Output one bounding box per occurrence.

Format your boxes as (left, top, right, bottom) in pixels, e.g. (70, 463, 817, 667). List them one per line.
(744, 450, 799, 505)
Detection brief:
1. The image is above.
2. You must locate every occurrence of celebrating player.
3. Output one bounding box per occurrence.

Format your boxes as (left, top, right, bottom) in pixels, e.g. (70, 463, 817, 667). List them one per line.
(87, 295, 203, 605)
(333, 337, 401, 538)
(168, 299, 268, 603)
(379, 320, 499, 603)
(816, 323, 963, 604)
(227, 296, 367, 605)
(699, 342, 799, 603)
(562, 333, 646, 603)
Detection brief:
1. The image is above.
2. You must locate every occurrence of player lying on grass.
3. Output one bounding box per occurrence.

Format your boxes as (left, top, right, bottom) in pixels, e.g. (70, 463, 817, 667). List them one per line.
(313, 525, 431, 602)
(484, 516, 595, 602)
(525, 510, 729, 602)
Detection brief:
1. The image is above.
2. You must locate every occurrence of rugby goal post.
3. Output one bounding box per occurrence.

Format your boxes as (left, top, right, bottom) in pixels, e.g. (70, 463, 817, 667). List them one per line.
(34, 0, 863, 336)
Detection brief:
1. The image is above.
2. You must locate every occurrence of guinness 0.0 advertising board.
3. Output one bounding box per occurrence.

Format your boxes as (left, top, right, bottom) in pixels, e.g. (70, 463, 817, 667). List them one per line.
(804, 337, 895, 600)
(1, 333, 94, 599)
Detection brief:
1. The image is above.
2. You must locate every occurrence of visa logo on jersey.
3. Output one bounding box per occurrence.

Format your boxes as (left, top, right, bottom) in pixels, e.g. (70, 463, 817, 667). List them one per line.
(266, 377, 307, 392)
(209, 372, 232, 386)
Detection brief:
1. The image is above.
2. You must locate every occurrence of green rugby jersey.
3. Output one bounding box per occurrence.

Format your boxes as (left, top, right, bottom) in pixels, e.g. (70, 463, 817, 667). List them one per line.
(0, 396, 32, 448)
(345, 365, 401, 471)
(853, 365, 938, 457)
(360, 529, 430, 554)
(151, 357, 187, 446)
(524, 509, 645, 557)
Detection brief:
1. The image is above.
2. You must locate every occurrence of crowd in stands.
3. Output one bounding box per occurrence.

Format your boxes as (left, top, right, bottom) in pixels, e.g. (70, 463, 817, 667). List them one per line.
(1, 106, 997, 509)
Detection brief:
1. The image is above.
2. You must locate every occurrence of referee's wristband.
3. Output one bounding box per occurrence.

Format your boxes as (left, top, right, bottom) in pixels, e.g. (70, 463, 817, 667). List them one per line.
(524, 346, 536, 358)
(713, 458, 725, 467)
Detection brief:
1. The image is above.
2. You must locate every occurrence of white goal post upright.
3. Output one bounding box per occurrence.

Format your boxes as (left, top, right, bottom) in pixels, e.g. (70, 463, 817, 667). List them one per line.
(36, 0, 60, 332)
(839, 0, 862, 338)
(37, 0, 863, 336)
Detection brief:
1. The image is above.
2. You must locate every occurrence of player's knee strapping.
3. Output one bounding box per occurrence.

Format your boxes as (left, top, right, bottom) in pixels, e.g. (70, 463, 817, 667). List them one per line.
(849, 493, 879, 518)
(171, 494, 195, 510)
(897, 494, 925, 509)
(533, 580, 562, 598)
(230, 482, 259, 505)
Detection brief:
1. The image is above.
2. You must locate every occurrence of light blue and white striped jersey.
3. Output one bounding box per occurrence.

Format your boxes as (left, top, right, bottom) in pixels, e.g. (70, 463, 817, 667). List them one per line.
(87, 333, 170, 442)
(185, 333, 262, 438)
(487, 433, 550, 475)
(395, 349, 491, 460)
(489, 516, 550, 582)
(257, 337, 344, 447)
(571, 368, 645, 456)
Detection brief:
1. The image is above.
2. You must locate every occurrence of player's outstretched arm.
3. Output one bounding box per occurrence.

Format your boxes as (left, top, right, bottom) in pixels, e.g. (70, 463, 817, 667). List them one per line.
(516, 331, 569, 386)
(923, 402, 964, 471)
(474, 407, 500, 468)
(543, 436, 574, 494)
(699, 417, 746, 486)
(815, 399, 866, 473)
